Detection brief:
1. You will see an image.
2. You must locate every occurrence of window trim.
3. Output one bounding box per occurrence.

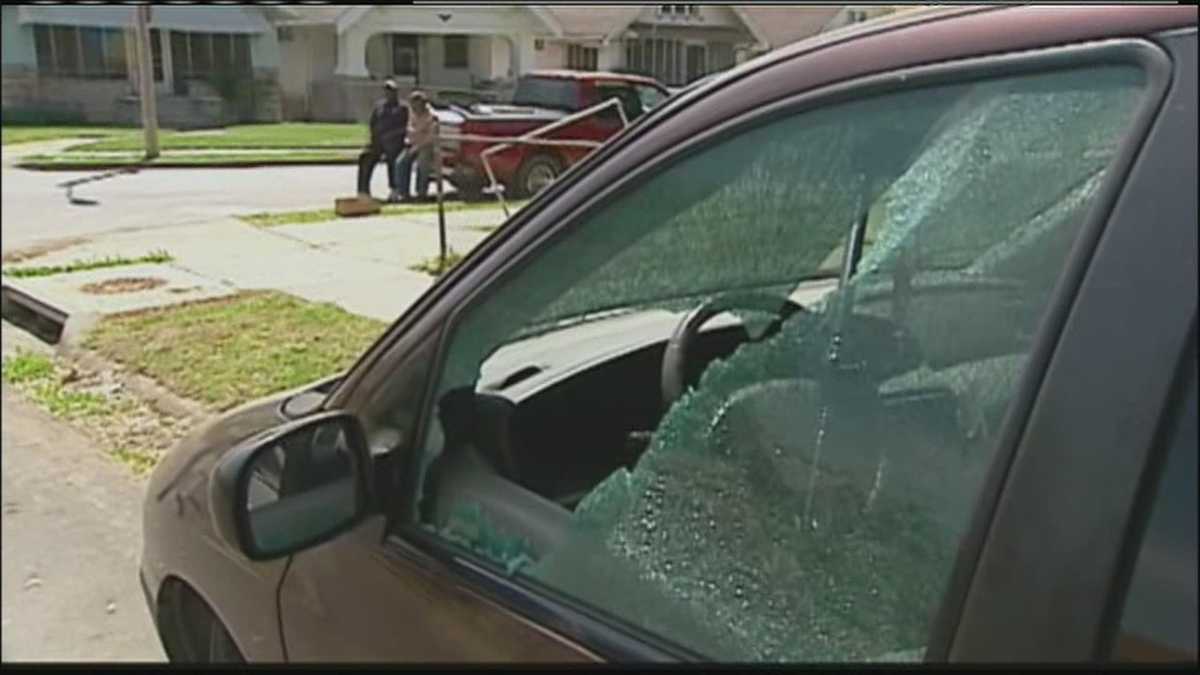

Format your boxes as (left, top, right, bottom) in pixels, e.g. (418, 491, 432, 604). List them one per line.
(939, 34, 1181, 660)
(1099, 319, 1197, 661)
(354, 38, 1173, 663)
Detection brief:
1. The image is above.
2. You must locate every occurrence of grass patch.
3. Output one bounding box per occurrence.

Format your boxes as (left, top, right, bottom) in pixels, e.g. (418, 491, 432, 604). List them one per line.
(108, 447, 160, 476)
(2, 352, 115, 418)
(84, 291, 387, 411)
(239, 199, 526, 228)
(2, 250, 172, 278)
(68, 123, 365, 152)
(16, 150, 356, 170)
(2, 349, 190, 476)
(27, 381, 112, 417)
(410, 250, 466, 278)
(1, 125, 132, 146)
(467, 224, 502, 233)
(1, 351, 56, 384)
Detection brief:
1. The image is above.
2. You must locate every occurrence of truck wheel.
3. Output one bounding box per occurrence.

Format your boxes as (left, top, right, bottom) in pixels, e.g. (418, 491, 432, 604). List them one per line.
(455, 179, 486, 203)
(513, 153, 563, 199)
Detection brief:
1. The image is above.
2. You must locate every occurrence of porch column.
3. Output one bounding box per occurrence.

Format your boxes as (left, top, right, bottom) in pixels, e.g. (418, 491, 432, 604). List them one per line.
(125, 27, 140, 92)
(597, 41, 622, 70)
(511, 35, 538, 78)
(336, 29, 370, 77)
(160, 29, 174, 94)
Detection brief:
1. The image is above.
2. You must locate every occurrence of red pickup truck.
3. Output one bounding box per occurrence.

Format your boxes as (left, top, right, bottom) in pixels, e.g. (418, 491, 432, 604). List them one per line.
(436, 70, 669, 200)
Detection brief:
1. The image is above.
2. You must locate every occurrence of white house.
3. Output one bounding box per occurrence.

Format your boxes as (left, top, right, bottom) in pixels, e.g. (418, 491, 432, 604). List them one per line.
(272, 5, 561, 122)
(270, 5, 855, 123)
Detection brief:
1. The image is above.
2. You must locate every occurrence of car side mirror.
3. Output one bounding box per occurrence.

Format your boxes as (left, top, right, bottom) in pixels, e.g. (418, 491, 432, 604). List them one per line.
(210, 411, 372, 562)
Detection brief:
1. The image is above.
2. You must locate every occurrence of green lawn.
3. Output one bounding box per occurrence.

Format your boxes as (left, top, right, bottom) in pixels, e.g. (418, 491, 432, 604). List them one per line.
(2, 250, 172, 279)
(1, 125, 133, 146)
(84, 291, 387, 411)
(239, 199, 527, 228)
(69, 123, 365, 152)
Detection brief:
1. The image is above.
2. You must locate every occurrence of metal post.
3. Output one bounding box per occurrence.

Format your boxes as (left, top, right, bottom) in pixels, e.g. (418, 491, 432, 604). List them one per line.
(435, 124, 447, 271)
(134, 5, 160, 160)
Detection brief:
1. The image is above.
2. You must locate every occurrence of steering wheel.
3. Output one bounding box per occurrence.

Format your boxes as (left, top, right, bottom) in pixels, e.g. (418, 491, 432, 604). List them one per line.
(660, 293, 806, 410)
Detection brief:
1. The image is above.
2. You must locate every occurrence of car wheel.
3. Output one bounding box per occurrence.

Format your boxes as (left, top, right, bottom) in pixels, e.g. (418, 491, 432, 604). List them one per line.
(454, 178, 486, 203)
(513, 153, 563, 199)
(162, 583, 245, 664)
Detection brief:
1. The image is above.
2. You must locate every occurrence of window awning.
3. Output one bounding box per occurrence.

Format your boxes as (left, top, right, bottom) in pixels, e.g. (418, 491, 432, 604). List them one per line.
(17, 5, 270, 34)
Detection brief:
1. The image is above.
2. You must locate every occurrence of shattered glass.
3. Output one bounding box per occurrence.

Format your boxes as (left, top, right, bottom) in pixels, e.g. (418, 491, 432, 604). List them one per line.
(423, 65, 1147, 661)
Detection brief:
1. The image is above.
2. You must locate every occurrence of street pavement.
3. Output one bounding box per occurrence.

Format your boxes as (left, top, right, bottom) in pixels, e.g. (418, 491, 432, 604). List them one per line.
(1, 323, 165, 662)
(2, 141, 351, 250)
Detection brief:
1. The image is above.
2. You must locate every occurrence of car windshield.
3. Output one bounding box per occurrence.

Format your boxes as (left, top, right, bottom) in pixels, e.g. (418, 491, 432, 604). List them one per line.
(511, 76, 582, 112)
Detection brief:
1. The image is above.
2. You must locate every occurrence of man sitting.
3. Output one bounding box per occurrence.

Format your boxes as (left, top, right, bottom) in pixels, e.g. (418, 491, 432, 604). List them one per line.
(356, 79, 409, 200)
(393, 91, 439, 202)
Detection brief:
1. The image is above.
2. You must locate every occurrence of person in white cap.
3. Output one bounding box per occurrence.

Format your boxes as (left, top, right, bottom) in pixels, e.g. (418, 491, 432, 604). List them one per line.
(356, 78, 409, 199)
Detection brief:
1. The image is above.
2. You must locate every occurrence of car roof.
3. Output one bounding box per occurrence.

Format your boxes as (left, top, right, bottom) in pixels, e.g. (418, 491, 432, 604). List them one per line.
(757, 4, 1195, 82)
(658, 4, 1195, 118)
(525, 69, 664, 88)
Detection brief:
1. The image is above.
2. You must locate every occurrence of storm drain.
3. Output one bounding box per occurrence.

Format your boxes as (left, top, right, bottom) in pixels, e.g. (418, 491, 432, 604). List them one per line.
(0, 284, 68, 344)
(80, 277, 167, 295)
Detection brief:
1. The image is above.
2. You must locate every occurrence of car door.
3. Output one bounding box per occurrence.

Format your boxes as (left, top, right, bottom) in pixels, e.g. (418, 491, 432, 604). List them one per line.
(277, 9, 1193, 663)
(939, 24, 1196, 661)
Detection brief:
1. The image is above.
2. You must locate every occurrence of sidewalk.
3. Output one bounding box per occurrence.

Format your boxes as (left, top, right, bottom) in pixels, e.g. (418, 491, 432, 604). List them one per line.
(1, 207, 503, 324)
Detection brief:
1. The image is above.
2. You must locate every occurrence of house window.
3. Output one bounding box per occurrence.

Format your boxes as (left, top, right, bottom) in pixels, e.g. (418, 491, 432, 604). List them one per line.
(567, 44, 599, 71)
(172, 31, 253, 80)
(658, 5, 698, 17)
(33, 25, 140, 80)
(444, 36, 468, 69)
(393, 35, 419, 77)
(625, 37, 687, 86)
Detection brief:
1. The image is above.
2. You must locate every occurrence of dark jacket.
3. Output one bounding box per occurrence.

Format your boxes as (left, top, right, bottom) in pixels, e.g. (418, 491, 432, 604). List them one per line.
(369, 98, 409, 153)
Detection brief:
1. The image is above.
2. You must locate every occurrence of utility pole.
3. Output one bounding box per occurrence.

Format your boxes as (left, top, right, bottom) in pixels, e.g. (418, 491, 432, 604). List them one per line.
(134, 5, 159, 160)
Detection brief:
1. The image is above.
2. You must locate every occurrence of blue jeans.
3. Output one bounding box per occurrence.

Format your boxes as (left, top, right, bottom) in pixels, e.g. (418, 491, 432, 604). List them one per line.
(394, 146, 433, 198)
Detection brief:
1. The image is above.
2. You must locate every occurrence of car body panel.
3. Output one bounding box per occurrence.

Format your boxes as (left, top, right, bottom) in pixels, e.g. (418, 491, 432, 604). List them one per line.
(275, 516, 598, 662)
(140, 373, 343, 661)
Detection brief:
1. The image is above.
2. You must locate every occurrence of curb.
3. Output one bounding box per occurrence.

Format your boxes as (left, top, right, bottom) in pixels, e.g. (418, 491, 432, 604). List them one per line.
(58, 342, 212, 424)
(16, 157, 359, 172)
(56, 313, 212, 424)
(0, 286, 212, 424)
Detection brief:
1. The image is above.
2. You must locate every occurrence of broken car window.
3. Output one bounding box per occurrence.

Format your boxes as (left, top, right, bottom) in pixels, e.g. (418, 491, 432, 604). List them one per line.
(420, 64, 1148, 662)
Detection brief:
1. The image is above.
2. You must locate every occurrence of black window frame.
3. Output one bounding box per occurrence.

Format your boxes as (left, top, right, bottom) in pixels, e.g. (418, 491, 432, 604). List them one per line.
(567, 44, 599, 72)
(350, 38, 1173, 663)
(173, 30, 252, 81)
(1102, 322, 1197, 662)
(32, 24, 146, 81)
(443, 35, 469, 70)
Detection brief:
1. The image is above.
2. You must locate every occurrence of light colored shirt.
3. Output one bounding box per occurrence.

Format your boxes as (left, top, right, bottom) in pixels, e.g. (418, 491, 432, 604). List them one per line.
(408, 109, 438, 149)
